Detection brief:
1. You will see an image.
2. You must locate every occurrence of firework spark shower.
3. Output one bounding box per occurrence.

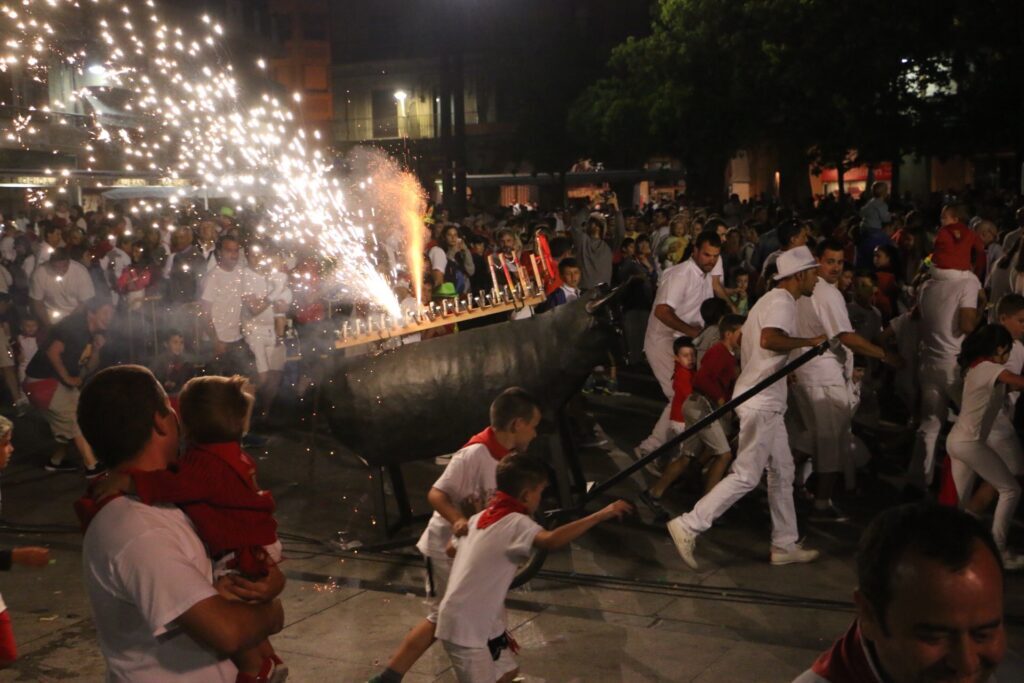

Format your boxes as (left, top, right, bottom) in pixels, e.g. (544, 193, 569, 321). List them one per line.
(0, 0, 419, 316)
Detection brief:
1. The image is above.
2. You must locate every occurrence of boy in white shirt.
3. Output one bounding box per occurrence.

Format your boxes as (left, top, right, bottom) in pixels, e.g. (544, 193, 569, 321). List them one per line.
(437, 455, 631, 683)
(370, 388, 543, 683)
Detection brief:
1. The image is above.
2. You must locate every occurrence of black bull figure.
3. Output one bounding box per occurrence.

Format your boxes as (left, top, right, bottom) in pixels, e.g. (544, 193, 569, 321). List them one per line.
(320, 287, 626, 536)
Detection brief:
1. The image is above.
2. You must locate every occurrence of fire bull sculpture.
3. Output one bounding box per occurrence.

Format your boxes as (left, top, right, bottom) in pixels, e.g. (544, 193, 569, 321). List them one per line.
(320, 288, 623, 535)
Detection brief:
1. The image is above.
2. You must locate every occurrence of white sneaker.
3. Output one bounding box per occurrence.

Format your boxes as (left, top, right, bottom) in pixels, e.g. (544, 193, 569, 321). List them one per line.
(667, 517, 699, 570)
(770, 544, 820, 566)
(1001, 551, 1024, 571)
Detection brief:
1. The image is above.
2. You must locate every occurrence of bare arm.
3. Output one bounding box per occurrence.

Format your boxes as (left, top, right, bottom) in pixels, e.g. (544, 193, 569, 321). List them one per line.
(31, 299, 49, 331)
(534, 501, 631, 551)
(959, 307, 979, 336)
(761, 327, 826, 353)
(654, 303, 702, 338)
(837, 332, 901, 366)
(712, 275, 738, 312)
(427, 487, 469, 537)
(998, 370, 1024, 392)
(176, 594, 284, 656)
(45, 339, 78, 386)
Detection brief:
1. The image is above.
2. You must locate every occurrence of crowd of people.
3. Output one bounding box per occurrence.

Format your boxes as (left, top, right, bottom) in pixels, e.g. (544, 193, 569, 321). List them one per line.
(0, 179, 1023, 681)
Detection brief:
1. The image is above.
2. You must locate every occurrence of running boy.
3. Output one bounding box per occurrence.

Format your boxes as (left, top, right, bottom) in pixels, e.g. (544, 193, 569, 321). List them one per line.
(94, 376, 284, 683)
(641, 315, 742, 518)
(370, 388, 542, 683)
(436, 455, 631, 683)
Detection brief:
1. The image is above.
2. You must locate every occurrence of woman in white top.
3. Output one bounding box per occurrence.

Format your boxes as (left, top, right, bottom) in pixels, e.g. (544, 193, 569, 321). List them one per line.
(948, 324, 1024, 569)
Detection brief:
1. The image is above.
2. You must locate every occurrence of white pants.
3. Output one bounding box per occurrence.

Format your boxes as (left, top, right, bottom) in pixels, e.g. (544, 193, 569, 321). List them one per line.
(442, 640, 518, 683)
(245, 333, 286, 375)
(987, 412, 1024, 476)
(909, 362, 959, 488)
(793, 384, 853, 476)
(679, 406, 799, 550)
(948, 438, 1022, 551)
(638, 339, 676, 454)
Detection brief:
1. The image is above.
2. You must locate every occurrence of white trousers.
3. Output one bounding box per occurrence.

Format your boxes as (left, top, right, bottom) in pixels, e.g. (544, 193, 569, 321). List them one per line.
(679, 406, 799, 550)
(908, 362, 959, 488)
(948, 438, 1022, 551)
(638, 338, 676, 454)
(987, 412, 1024, 476)
(792, 384, 853, 476)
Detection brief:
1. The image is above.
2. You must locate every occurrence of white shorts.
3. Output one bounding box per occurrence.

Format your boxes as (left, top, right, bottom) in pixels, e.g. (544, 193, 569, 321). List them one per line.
(679, 393, 732, 458)
(246, 335, 285, 374)
(442, 639, 518, 683)
(425, 556, 453, 624)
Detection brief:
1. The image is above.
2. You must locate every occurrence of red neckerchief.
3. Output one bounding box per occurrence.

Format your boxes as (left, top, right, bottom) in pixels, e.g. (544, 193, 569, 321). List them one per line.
(190, 441, 257, 490)
(477, 491, 529, 529)
(74, 474, 134, 533)
(463, 427, 511, 462)
(810, 621, 881, 683)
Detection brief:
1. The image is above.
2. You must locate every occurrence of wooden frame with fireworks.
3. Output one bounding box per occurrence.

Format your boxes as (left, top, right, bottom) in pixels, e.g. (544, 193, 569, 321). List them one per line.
(334, 252, 548, 350)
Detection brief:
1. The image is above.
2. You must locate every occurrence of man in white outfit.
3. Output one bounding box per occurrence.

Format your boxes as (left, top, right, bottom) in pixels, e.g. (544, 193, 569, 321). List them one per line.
(668, 246, 825, 570)
(908, 262, 981, 491)
(793, 239, 902, 521)
(635, 232, 721, 462)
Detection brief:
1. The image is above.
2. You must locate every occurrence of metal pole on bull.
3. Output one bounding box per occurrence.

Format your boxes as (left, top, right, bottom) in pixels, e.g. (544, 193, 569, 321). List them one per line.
(569, 337, 839, 511)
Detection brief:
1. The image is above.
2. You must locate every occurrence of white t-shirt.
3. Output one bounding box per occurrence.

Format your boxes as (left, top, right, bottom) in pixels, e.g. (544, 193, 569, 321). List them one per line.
(16, 334, 37, 383)
(794, 279, 853, 387)
(416, 443, 501, 560)
(644, 259, 714, 352)
(242, 269, 274, 339)
(436, 511, 542, 648)
(733, 287, 798, 413)
(29, 261, 96, 322)
(82, 497, 235, 682)
(559, 284, 580, 304)
(950, 361, 1005, 443)
(428, 246, 448, 275)
(918, 268, 981, 366)
(201, 266, 247, 343)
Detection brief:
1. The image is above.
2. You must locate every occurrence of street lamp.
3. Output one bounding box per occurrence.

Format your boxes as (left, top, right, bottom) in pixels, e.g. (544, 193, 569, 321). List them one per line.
(394, 90, 408, 137)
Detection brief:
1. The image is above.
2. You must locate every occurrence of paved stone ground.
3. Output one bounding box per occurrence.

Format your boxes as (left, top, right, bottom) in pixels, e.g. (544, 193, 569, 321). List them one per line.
(0, 391, 1021, 682)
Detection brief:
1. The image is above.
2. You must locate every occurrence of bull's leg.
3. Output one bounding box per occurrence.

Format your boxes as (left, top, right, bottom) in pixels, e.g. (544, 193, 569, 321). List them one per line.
(387, 463, 414, 532)
(370, 465, 391, 539)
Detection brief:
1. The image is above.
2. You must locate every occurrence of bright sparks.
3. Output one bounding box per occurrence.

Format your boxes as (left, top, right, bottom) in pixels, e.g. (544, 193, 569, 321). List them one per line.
(0, 0, 406, 316)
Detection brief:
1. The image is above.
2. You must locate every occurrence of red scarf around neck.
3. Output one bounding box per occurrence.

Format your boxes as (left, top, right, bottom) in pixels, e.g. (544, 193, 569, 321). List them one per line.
(463, 427, 511, 461)
(811, 621, 881, 683)
(477, 491, 529, 529)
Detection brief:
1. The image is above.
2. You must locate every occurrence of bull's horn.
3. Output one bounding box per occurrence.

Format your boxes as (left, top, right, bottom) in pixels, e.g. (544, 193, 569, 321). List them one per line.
(585, 278, 636, 313)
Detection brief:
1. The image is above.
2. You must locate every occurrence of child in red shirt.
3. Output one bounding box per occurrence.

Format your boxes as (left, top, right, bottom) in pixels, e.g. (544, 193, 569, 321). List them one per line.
(932, 205, 985, 276)
(641, 316, 743, 520)
(668, 336, 696, 430)
(96, 376, 283, 683)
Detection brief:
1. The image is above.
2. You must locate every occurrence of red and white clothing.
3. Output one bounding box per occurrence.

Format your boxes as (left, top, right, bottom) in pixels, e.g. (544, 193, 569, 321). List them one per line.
(82, 497, 237, 682)
(793, 622, 887, 683)
(911, 267, 981, 487)
(129, 442, 279, 577)
(415, 428, 512, 623)
(437, 501, 541, 683)
(639, 258, 713, 454)
(669, 362, 694, 425)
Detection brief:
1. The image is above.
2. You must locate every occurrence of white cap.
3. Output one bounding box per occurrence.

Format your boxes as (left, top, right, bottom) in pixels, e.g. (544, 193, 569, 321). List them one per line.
(773, 245, 818, 281)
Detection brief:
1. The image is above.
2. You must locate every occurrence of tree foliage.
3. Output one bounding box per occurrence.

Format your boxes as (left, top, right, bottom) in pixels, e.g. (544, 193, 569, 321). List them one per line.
(571, 0, 1023, 200)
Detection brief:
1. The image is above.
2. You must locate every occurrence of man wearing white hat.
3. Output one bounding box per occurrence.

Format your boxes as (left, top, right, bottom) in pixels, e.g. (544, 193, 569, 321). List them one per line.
(668, 246, 826, 570)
